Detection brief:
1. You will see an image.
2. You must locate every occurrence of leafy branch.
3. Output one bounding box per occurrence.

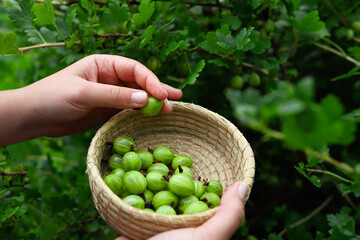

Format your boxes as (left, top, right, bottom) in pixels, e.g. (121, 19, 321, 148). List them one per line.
(314, 42, 360, 66)
(35, 0, 106, 7)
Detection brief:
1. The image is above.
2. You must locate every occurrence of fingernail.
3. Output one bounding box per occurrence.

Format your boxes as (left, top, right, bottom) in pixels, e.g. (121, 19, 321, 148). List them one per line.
(165, 99, 172, 107)
(238, 182, 249, 200)
(131, 92, 148, 104)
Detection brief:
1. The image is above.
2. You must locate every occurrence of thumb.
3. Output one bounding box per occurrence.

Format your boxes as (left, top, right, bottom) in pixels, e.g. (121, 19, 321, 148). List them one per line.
(83, 81, 149, 109)
(194, 182, 249, 240)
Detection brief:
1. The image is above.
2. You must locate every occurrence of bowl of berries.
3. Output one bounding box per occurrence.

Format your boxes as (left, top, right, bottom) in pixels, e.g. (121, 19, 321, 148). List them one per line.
(86, 101, 255, 240)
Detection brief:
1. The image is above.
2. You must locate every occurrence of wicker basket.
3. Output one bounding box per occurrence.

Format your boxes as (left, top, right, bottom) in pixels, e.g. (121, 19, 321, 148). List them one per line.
(86, 101, 255, 240)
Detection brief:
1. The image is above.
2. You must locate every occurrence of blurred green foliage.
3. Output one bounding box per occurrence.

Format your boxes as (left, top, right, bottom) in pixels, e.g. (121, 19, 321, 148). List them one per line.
(1, 0, 360, 239)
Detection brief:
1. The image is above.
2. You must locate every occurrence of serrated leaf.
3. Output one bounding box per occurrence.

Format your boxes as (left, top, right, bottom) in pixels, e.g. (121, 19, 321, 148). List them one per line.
(25, 29, 44, 44)
(39, 27, 57, 43)
(291, 11, 325, 32)
(331, 65, 360, 81)
(140, 25, 155, 48)
(104, 1, 130, 25)
(236, 27, 254, 51)
(7, 0, 33, 30)
(65, 8, 77, 27)
(1, 207, 20, 222)
(33, 1, 54, 25)
(348, 47, 360, 61)
(178, 59, 205, 89)
(0, 32, 19, 56)
(339, 182, 360, 197)
(165, 40, 184, 55)
(133, 0, 155, 25)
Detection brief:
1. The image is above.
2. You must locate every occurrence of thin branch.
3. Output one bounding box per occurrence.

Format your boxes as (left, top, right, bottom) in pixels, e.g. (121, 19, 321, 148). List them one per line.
(314, 42, 360, 66)
(36, 0, 105, 7)
(0, 171, 27, 176)
(19, 42, 78, 55)
(305, 168, 354, 184)
(278, 195, 333, 237)
(305, 148, 355, 174)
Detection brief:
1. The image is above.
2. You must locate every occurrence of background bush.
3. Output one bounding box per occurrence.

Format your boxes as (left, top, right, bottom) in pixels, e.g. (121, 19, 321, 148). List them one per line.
(1, 0, 360, 239)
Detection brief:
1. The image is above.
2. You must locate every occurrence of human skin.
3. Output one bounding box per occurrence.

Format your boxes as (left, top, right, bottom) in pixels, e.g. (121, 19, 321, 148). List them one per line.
(0, 54, 182, 146)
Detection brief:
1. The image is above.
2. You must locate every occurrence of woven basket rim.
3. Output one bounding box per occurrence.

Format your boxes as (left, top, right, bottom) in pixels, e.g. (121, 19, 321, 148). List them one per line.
(86, 101, 255, 224)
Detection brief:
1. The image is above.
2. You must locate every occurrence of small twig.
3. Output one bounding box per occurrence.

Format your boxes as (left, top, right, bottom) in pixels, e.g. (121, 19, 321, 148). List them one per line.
(36, 0, 105, 7)
(313, 42, 360, 66)
(0, 171, 27, 176)
(19, 42, 79, 55)
(305, 168, 354, 184)
(278, 195, 333, 237)
(305, 148, 355, 174)
(146, 0, 232, 10)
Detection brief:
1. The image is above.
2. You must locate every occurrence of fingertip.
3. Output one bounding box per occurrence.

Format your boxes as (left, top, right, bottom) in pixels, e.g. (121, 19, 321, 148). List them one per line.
(237, 182, 249, 201)
(160, 99, 172, 114)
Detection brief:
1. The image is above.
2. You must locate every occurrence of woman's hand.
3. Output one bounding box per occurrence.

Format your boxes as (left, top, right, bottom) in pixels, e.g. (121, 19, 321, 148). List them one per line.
(116, 182, 249, 240)
(0, 54, 182, 146)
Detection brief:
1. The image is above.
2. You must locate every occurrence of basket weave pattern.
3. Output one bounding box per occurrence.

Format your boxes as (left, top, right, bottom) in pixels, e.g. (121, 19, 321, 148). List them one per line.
(86, 101, 255, 240)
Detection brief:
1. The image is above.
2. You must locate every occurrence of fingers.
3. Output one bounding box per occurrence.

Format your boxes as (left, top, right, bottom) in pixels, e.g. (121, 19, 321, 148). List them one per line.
(84, 55, 169, 100)
(161, 83, 183, 100)
(194, 182, 249, 240)
(84, 82, 149, 109)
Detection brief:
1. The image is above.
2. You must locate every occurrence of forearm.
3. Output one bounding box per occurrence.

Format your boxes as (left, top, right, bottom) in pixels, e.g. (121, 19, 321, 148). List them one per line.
(0, 88, 41, 146)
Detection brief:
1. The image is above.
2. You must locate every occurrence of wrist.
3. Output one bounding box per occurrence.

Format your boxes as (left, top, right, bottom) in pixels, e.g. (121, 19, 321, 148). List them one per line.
(0, 87, 43, 146)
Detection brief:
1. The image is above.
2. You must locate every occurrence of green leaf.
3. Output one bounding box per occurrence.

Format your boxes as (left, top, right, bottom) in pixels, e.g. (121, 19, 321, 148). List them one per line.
(133, 0, 155, 25)
(178, 59, 205, 89)
(7, 0, 33, 30)
(208, 59, 229, 68)
(65, 8, 77, 27)
(331, 65, 360, 81)
(0, 32, 19, 56)
(348, 47, 360, 61)
(291, 11, 325, 32)
(1, 206, 20, 222)
(165, 40, 184, 56)
(33, 0, 55, 25)
(294, 163, 322, 188)
(140, 25, 156, 48)
(236, 27, 254, 51)
(222, 15, 241, 30)
(339, 182, 360, 197)
(104, 2, 130, 25)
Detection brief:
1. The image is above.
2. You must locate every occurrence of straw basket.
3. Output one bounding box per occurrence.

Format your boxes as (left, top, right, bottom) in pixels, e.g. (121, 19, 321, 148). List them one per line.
(86, 101, 255, 240)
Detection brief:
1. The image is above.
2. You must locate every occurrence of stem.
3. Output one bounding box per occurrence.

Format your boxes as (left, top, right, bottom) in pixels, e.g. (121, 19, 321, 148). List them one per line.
(313, 42, 360, 66)
(278, 195, 333, 237)
(19, 42, 80, 54)
(0, 171, 27, 176)
(36, 0, 105, 7)
(305, 148, 355, 174)
(305, 168, 354, 184)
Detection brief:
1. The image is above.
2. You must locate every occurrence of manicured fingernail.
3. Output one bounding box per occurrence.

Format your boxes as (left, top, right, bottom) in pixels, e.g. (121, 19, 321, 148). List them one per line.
(238, 182, 249, 200)
(131, 92, 148, 104)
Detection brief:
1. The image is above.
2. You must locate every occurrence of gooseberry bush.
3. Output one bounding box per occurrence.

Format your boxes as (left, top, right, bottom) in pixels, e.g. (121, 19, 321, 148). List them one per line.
(1, 0, 360, 239)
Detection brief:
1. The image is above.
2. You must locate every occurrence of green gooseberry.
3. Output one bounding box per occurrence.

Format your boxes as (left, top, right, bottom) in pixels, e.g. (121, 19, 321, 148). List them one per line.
(123, 195, 145, 209)
(146, 171, 168, 192)
(111, 168, 125, 179)
(168, 174, 195, 197)
(140, 97, 163, 117)
(171, 155, 193, 169)
(147, 163, 169, 177)
(153, 146, 175, 165)
(231, 75, 244, 89)
(200, 192, 221, 208)
(205, 180, 223, 196)
(141, 189, 154, 205)
(113, 136, 137, 155)
(124, 171, 147, 195)
(120, 185, 129, 198)
(174, 166, 194, 180)
(183, 201, 209, 215)
(156, 205, 176, 215)
(143, 208, 155, 213)
(104, 174, 123, 195)
(122, 152, 141, 172)
(193, 180, 206, 199)
(152, 191, 179, 209)
(178, 195, 198, 213)
(249, 72, 261, 86)
(137, 150, 154, 170)
(264, 19, 275, 32)
(108, 154, 123, 170)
